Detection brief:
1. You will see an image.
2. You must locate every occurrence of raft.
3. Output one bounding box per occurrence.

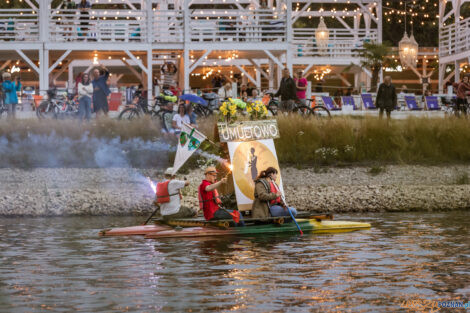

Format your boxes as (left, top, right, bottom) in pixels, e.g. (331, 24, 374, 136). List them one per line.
(99, 216, 371, 238)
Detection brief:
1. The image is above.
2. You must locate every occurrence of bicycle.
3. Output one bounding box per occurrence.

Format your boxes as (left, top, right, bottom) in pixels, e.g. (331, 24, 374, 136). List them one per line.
(36, 88, 78, 119)
(265, 94, 331, 118)
(442, 96, 469, 117)
(118, 91, 173, 120)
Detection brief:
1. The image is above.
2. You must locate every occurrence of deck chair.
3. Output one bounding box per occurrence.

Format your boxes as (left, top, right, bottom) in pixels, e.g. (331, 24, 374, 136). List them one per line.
(321, 96, 341, 111)
(405, 95, 423, 111)
(425, 96, 441, 111)
(361, 94, 377, 110)
(341, 96, 357, 110)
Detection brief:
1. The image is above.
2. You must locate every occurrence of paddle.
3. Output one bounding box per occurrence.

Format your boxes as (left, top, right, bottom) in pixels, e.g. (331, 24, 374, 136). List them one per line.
(142, 203, 160, 225)
(273, 181, 303, 235)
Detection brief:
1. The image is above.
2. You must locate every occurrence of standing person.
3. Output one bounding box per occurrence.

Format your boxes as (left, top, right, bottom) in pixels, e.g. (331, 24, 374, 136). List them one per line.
(376, 76, 397, 120)
(211, 73, 225, 91)
(452, 75, 470, 116)
(161, 62, 177, 91)
(1, 72, 21, 119)
(198, 166, 244, 225)
(218, 82, 233, 100)
(92, 65, 110, 117)
(77, 73, 93, 121)
(62, 0, 77, 39)
(77, 0, 91, 39)
(274, 68, 297, 112)
(156, 168, 197, 220)
(171, 104, 190, 134)
(295, 70, 307, 105)
(252, 167, 297, 219)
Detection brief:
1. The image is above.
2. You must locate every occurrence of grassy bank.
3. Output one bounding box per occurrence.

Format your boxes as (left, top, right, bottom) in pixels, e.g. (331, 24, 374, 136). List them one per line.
(275, 116, 470, 166)
(1, 116, 470, 167)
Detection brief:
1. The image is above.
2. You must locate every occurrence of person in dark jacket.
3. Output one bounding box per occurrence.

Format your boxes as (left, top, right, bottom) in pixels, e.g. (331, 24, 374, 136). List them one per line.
(274, 68, 297, 112)
(452, 74, 470, 116)
(251, 167, 297, 219)
(92, 65, 110, 116)
(376, 76, 397, 120)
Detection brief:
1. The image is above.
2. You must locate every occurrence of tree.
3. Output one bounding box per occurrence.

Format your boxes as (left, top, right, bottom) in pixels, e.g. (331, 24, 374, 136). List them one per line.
(353, 42, 396, 92)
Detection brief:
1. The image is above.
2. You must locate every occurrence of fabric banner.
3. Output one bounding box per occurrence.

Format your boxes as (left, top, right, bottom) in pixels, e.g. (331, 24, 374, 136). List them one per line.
(227, 139, 284, 211)
(172, 122, 206, 174)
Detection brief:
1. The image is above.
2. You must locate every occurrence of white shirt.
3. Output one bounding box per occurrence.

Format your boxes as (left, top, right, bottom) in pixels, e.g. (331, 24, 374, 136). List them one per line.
(160, 180, 186, 216)
(172, 114, 190, 129)
(218, 87, 233, 99)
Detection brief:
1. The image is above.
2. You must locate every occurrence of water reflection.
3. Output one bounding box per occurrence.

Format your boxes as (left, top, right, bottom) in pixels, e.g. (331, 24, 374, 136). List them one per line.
(0, 212, 469, 312)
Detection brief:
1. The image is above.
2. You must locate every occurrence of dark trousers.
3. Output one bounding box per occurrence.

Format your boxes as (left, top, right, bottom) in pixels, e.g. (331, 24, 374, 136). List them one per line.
(379, 107, 391, 119)
(212, 209, 244, 226)
(456, 98, 468, 116)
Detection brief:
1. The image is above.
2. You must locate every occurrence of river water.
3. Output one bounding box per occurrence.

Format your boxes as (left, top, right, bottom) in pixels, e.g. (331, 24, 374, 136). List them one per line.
(1, 211, 469, 313)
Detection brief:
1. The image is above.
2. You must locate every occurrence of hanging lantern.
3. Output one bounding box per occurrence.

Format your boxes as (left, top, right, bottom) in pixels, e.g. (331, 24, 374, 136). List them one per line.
(315, 17, 329, 50)
(399, 32, 418, 67)
(408, 33, 419, 66)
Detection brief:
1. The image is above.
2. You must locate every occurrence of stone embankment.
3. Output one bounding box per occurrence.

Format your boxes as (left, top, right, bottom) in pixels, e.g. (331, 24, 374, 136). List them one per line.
(1, 165, 470, 216)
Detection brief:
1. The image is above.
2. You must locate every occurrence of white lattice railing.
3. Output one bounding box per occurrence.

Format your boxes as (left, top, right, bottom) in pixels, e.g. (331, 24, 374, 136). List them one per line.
(189, 9, 287, 42)
(49, 9, 146, 42)
(0, 9, 39, 41)
(153, 10, 184, 43)
(439, 17, 470, 57)
(292, 28, 378, 58)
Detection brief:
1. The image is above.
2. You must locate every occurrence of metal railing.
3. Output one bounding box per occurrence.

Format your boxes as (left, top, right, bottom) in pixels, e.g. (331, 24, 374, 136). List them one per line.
(189, 10, 287, 42)
(49, 9, 146, 42)
(0, 9, 39, 41)
(153, 10, 184, 42)
(439, 17, 470, 57)
(292, 28, 378, 58)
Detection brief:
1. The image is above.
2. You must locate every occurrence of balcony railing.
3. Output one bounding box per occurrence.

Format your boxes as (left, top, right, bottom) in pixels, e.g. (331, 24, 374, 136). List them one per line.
(189, 9, 286, 42)
(153, 10, 183, 42)
(49, 9, 146, 42)
(292, 28, 378, 58)
(0, 9, 39, 42)
(439, 17, 470, 57)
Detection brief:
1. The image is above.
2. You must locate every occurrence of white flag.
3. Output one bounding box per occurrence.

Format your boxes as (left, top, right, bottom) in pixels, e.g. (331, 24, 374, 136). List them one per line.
(172, 122, 206, 174)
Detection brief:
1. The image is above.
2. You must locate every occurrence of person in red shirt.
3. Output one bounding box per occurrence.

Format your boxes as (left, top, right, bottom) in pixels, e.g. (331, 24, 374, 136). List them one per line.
(198, 166, 244, 225)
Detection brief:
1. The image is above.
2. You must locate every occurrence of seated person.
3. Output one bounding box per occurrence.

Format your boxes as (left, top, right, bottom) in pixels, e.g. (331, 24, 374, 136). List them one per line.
(170, 104, 190, 135)
(185, 103, 198, 127)
(198, 166, 244, 226)
(252, 167, 297, 219)
(156, 168, 198, 220)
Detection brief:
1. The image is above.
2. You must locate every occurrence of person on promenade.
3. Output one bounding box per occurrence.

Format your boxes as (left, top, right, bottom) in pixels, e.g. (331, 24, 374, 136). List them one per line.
(218, 82, 233, 100)
(185, 103, 198, 128)
(198, 166, 244, 225)
(77, 0, 91, 39)
(274, 68, 297, 112)
(376, 76, 397, 120)
(171, 104, 190, 135)
(251, 167, 297, 219)
(161, 62, 177, 91)
(1, 72, 21, 119)
(295, 70, 308, 105)
(452, 75, 470, 116)
(92, 65, 110, 117)
(77, 73, 93, 121)
(156, 168, 197, 221)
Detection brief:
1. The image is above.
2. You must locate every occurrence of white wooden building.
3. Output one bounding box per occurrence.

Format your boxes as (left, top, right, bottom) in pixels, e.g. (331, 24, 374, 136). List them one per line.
(0, 0, 382, 99)
(438, 0, 470, 91)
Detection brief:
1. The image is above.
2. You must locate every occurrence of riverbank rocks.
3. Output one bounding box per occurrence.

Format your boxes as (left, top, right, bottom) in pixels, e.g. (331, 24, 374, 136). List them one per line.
(1, 165, 470, 216)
